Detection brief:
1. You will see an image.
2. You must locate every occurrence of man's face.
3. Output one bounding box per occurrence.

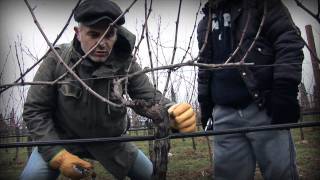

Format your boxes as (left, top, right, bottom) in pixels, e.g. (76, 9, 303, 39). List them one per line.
(75, 23, 117, 63)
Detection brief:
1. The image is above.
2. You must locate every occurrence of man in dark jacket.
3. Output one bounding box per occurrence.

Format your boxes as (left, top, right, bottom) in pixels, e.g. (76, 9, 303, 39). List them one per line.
(20, 0, 196, 179)
(197, 0, 304, 179)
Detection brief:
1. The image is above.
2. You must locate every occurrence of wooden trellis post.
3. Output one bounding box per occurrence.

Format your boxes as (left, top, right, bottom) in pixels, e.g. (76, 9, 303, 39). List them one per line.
(127, 101, 171, 179)
(151, 107, 170, 179)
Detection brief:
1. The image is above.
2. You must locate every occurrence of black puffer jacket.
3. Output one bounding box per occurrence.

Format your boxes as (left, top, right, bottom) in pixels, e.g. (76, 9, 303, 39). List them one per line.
(197, 0, 304, 127)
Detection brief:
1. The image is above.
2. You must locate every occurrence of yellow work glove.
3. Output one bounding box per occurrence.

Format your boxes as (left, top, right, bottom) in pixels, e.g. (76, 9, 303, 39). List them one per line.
(49, 149, 93, 180)
(168, 103, 196, 133)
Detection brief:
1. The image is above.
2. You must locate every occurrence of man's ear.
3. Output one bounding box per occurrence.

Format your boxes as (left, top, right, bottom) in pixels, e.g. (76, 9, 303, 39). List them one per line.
(74, 26, 80, 41)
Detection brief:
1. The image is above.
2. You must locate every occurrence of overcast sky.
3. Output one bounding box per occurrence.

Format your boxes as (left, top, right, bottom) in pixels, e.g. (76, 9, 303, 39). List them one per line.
(0, 0, 319, 118)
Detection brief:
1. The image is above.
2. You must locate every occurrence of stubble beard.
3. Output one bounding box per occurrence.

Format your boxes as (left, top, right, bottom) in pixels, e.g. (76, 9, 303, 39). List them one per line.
(87, 46, 113, 63)
(88, 52, 109, 63)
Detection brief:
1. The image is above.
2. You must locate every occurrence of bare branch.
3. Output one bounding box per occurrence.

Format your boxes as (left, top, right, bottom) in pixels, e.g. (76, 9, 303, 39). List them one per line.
(149, 38, 196, 62)
(124, 2, 154, 95)
(0, 0, 82, 94)
(0, 45, 12, 81)
(14, 42, 24, 83)
(239, 0, 267, 63)
(294, 0, 320, 24)
(187, 67, 197, 104)
(22, 45, 39, 62)
(0, 81, 70, 90)
(132, 0, 153, 59)
(7, 62, 310, 91)
(144, 0, 157, 86)
(224, 7, 251, 64)
(180, 1, 202, 64)
(155, 16, 162, 88)
(199, 7, 212, 55)
(114, 61, 255, 99)
(161, 0, 183, 102)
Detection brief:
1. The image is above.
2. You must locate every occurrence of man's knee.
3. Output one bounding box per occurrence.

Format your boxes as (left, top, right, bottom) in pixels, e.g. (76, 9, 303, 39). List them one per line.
(128, 150, 153, 180)
(20, 148, 59, 180)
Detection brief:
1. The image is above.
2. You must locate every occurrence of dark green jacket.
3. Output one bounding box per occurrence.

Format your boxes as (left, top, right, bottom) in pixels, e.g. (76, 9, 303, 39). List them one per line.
(23, 26, 169, 179)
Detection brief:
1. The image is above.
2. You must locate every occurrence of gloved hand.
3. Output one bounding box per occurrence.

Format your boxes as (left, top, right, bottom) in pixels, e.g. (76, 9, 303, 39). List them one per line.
(49, 149, 93, 179)
(266, 79, 300, 124)
(168, 103, 196, 133)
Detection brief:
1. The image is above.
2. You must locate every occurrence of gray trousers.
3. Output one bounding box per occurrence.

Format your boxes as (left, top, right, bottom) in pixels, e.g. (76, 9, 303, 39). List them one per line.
(212, 102, 298, 180)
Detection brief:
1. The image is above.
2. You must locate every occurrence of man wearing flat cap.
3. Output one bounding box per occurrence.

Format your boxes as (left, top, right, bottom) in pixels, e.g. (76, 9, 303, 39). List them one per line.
(20, 0, 196, 179)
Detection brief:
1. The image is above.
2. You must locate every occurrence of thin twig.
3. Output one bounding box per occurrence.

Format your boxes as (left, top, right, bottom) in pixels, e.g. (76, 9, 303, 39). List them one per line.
(115, 61, 255, 96)
(224, 7, 251, 64)
(294, 0, 320, 24)
(167, 1, 201, 104)
(149, 39, 195, 62)
(156, 16, 161, 88)
(123, 0, 153, 99)
(2, 61, 310, 90)
(0, 0, 82, 94)
(144, 0, 156, 86)
(199, 7, 212, 55)
(160, 0, 183, 103)
(187, 67, 197, 104)
(180, 1, 202, 64)
(0, 45, 12, 81)
(0, 81, 70, 89)
(239, 0, 267, 63)
(14, 42, 24, 83)
(132, 0, 153, 59)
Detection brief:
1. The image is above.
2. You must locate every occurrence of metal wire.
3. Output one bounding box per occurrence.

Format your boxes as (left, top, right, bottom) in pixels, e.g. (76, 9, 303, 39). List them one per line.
(0, 127, 154, 139)
(1, 121, 319, 148)
(1, 112, 319, 139)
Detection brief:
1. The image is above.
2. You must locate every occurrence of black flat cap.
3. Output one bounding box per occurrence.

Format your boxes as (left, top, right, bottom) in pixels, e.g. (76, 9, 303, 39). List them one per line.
(74, 0, 125, 26)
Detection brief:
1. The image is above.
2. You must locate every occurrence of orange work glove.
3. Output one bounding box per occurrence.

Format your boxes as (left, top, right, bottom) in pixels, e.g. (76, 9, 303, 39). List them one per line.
(49, 149, 93, 179)
(168, 103, 196, 133)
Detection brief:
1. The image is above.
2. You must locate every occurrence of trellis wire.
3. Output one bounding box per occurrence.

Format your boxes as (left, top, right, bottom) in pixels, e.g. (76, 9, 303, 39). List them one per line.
(1, 121, 319, 148)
